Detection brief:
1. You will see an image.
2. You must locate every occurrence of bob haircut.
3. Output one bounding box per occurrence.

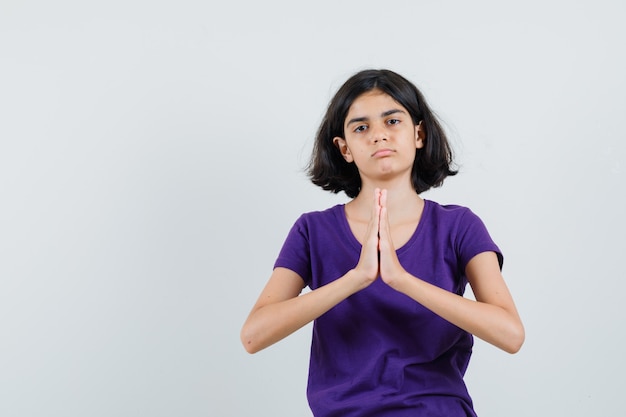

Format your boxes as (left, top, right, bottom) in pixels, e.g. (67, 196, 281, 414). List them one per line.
(308, 69, 457, 198)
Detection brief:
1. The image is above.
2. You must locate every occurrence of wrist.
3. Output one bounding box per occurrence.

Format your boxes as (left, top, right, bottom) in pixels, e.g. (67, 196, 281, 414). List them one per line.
(384, 270, 412, 292)
(346, 268, 376, 291)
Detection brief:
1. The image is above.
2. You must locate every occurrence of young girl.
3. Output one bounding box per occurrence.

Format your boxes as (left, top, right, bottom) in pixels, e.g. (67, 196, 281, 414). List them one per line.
(241, 69, 524, 417)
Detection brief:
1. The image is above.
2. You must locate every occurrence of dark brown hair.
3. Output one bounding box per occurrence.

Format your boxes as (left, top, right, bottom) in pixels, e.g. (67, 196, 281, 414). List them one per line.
(308, 69, 457, 198)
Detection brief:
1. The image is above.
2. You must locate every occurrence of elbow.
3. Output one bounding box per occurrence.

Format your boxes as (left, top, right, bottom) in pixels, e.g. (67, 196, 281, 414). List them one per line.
(243, 343, 260, 355)
(242, 340, 261, 355)
(240, 326, 262, 354)
(503, 323, 525, 354)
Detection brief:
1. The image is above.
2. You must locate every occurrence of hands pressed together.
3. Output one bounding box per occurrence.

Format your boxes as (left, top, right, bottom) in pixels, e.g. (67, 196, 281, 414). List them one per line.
(352, 188, 410, 291)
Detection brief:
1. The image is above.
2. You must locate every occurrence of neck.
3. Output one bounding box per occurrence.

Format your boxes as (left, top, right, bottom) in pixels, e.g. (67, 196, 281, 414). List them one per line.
(349, 178, 423, 222)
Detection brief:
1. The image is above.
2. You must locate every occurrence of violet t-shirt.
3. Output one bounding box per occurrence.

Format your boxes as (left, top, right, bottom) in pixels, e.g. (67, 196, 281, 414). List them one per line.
(274, 200, 502, 417)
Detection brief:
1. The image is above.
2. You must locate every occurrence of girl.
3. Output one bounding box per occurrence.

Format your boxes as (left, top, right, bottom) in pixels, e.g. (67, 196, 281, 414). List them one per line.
(241, 69, 524, 417)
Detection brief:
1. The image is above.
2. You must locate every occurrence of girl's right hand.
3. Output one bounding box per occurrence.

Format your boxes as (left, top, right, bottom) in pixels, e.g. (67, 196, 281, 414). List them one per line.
(242, 188, 386, 354)
(350, 188, 381, 288)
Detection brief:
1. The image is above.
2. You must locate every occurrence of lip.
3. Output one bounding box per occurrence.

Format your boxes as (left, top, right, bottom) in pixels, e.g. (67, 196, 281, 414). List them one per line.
(371, 148, 395, 158)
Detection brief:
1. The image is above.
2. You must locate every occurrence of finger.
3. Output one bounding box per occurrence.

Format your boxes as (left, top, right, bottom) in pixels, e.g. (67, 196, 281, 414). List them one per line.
(378, 203, 397, 262)
(355, 188, 383, 282)
(367, 188, 381, 238)
(378, 202, 400, 283)
(378, 189, 390, 241)
(380, 188, 387, 208)
(379, 205, 391, 246)
(378, 189, 387, 230)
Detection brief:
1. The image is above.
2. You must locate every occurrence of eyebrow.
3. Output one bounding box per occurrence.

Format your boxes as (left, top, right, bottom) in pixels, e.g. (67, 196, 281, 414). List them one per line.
(346, 109, 407, 126)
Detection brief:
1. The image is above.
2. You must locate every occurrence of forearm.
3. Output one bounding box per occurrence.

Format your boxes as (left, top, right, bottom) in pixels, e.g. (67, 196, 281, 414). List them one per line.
(241, 270, 365, 354)
(393, 273, 525, 353)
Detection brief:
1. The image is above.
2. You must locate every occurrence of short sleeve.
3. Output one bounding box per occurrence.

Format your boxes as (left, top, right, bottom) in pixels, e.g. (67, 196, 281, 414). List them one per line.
(273, 215, 312, 285)
(455, 209, 503, 271)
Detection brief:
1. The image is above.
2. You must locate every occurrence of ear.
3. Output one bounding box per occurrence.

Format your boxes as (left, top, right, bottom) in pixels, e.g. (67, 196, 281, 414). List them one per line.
(333, 136, 354, 163)
(415, 121, 425, 149)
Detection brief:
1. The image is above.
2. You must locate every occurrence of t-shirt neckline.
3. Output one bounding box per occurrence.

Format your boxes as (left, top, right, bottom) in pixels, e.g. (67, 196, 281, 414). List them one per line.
(336, 199, 430, 254)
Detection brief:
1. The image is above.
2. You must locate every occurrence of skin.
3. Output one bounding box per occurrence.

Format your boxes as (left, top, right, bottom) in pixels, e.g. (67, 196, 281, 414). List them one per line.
(241, 89, 525, 355)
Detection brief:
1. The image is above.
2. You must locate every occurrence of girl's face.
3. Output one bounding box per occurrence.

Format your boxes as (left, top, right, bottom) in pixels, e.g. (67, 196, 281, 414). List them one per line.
(333, 89, 424, 184)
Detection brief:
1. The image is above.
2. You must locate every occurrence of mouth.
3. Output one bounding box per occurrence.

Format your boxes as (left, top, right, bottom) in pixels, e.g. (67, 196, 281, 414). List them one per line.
(371, 148, 395, 158)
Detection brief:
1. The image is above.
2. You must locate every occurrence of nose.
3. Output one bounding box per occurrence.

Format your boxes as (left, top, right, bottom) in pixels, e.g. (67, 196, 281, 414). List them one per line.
(370, 123, 388, 143)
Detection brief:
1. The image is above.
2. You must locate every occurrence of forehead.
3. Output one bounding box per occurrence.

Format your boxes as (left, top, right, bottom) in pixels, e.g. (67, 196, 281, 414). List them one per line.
(346, 89, 407, 118)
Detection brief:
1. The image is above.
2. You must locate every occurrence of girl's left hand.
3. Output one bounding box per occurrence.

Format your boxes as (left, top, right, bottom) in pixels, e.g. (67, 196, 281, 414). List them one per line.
(377, 189, 409, 289)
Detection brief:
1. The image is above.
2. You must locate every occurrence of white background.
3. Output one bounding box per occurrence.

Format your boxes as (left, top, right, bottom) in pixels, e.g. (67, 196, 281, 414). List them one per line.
(1, 1, 625, 416)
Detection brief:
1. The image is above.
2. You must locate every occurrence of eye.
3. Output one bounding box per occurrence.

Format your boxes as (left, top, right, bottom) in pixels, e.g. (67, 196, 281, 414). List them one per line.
(387, 118, 401, 126)
(354, 125, 368, 133)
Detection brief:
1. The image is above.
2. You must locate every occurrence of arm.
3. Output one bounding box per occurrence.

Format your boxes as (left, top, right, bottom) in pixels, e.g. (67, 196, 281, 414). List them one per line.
(384, 252, 525, 354)
(378, 193, 525, 354)
(241, 192, 383, 354)
(240, 267, 367, 354)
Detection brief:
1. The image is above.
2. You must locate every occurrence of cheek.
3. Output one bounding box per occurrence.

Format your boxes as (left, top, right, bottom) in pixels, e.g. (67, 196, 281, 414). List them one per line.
(351, 148, 370, 160)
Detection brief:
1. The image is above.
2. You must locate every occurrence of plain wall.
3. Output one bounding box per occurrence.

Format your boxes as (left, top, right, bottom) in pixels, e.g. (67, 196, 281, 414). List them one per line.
(1, 1, 625, 416)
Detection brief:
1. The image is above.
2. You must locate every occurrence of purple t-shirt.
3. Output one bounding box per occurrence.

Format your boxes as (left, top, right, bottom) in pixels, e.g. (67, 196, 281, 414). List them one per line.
(274, 200, 502, 417)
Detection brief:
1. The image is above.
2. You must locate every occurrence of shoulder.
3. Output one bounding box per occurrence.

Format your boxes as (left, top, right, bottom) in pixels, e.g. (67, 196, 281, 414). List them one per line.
(425, 199, 478, 225)
(285, 204, 345, 240)
(295, 204, 344, 227)
(424, 200, 502, 267)
(423, 199, 492, 242)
